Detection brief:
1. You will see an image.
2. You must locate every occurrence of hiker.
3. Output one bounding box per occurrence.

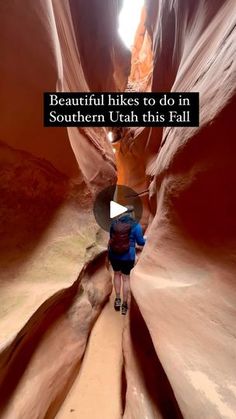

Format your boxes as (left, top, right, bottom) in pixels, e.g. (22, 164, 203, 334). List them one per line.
(108, 205, 146, 315)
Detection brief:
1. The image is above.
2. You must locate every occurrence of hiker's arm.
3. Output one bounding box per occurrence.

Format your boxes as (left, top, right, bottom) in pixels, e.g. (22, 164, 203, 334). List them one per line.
(135, 224, 146, 246)
(109, 224, 113, 238)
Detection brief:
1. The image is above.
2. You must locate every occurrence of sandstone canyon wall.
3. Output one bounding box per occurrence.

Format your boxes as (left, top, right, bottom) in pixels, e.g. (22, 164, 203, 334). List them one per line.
(0, 1, 128, 417)
(128, 1, 236, 418)
(0, 0, 236, 418)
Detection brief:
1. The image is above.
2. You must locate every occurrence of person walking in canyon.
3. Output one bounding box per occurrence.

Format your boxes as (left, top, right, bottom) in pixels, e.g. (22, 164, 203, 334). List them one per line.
(108, 206, 146, 315)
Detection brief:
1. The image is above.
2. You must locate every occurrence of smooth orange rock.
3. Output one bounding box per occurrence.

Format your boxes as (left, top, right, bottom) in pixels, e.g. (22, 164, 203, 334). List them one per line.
(131, 1, 236, 417)
(0, 1, 123, 416)
(1, 0, 236, 418)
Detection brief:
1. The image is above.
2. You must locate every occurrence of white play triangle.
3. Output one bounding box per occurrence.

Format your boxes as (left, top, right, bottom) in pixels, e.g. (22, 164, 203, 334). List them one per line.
(110, 201, 127, 219)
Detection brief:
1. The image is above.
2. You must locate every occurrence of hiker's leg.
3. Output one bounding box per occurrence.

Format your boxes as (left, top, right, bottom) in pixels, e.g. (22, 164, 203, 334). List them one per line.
(114, 271, 122, 297)
(122, 274, 130, 303)
(113, 271, 122, 311)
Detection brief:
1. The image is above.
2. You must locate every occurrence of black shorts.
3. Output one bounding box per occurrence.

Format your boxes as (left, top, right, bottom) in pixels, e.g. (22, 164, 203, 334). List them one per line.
(110, 259, 135, 275)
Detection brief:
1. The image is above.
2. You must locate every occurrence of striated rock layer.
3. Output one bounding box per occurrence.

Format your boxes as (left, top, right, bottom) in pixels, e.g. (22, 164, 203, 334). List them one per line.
(0, 0, 122, 182)
(128, 0, 236, 418)
(1, 0, 236, 418)
(0, 0, 126, 416)
(0, 253, 112, 418)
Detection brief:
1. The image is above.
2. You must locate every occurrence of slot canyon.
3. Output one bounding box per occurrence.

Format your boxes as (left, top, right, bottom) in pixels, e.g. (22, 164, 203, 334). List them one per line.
(0, 0, 236, 418)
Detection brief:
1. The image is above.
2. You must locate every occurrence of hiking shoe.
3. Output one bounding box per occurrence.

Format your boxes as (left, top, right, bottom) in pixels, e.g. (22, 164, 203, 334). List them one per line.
(121, 302, 128, 315)
(114, 297, 121, 311)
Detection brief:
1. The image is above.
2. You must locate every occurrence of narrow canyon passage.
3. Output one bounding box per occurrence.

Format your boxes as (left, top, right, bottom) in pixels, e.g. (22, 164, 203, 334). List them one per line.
(0, 1, 236, 418)
(56, 293, 124, 419)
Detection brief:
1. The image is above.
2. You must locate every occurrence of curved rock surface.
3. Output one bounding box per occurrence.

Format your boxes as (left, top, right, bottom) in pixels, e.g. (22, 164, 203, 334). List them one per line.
(1, 0, 236, 418)
(0, 1, 120, 416)
(0, 0, 119, 182)
(129, 1, 236, 418)
(0, 252, 112, 418)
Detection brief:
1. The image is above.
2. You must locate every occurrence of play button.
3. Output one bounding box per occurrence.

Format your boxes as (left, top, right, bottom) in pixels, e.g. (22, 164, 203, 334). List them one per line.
(93, 184, 143, 231)
(110, 201, 127, 218)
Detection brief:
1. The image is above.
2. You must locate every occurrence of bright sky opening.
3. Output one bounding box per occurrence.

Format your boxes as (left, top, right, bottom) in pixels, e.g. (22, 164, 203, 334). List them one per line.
(107, 131, 113, 142)
(118, 0, 144, 50)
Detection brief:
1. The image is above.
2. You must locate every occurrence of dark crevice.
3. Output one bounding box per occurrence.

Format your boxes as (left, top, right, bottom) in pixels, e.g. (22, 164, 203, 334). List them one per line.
(121, 358, 127, 415)
(127, 298, 184, 418)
